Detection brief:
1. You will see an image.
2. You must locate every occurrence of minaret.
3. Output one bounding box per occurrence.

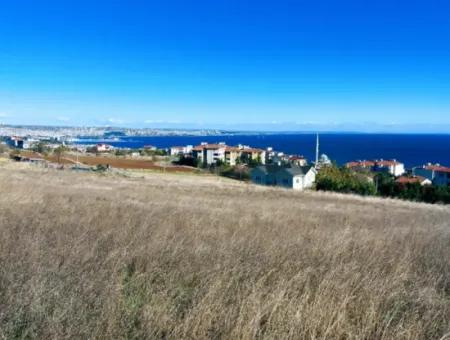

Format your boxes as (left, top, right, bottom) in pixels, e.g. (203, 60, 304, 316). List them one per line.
(315, 133, 319, 169)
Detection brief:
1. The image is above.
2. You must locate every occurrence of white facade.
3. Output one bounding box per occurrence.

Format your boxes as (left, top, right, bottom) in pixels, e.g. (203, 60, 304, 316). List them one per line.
(389, 163, 405, 176)
(96, 144, 113, 152)
(251, 165, 316, 191)
(204, 147, 226, 165)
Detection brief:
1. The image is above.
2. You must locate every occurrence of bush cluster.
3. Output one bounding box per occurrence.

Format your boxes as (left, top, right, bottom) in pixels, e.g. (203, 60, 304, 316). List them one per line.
(317, 167, 450, 204)
(316, 166, 377, 196)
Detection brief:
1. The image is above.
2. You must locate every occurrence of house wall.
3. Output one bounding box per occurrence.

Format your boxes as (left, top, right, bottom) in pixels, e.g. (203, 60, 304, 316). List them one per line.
(225, 151, 239, 166)
(413, 168, 434, 181)
(251, 167, 316, 190)
(413, 167, 450, 186)
(303, 169, 317, 189)
(275, 172, 293, 189)
(392, 164, 405, 176)
(251, 168, 266, 185)
(433, 171, 450, 186)
(204, 148, 226, 165)
(251, 168, 276, 186)
(292, 169, 316, 191)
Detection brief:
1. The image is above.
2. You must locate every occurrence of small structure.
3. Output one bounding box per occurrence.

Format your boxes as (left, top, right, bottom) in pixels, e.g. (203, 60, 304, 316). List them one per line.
(5, 136, 24, 149)
(95, 143, 113, 152)
(251, 164, 317, 191)
(413, 164, 450, 187)
(288, 155, 307, 166)
(395, 176, 432, 186)
(170, 145, 193, 156)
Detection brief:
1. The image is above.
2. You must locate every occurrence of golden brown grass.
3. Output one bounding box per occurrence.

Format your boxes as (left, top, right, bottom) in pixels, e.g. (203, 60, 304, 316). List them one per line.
(0, 164, 449, 339)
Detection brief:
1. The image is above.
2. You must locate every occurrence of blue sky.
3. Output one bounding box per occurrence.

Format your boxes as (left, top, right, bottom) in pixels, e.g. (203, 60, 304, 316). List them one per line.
(0, 0, 450, 132)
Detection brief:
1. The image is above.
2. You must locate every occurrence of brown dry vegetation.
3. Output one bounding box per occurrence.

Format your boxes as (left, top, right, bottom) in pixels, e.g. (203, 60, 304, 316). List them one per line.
(0, 164, 450, 339)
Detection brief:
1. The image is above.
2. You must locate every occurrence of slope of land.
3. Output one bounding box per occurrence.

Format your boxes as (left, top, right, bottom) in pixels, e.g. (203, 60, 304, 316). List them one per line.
(0, 164, 449, 339)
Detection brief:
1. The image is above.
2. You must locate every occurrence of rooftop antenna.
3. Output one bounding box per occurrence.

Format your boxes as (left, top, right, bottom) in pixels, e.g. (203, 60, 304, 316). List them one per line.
(315, 133, 319, 169)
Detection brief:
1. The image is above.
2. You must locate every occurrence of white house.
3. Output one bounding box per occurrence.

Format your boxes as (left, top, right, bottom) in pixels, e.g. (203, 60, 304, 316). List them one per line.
(170, 145, 193, 156)
(251, 164, 317, 191)
(96, 143, 113, 152)
(374, 160, 405, 176)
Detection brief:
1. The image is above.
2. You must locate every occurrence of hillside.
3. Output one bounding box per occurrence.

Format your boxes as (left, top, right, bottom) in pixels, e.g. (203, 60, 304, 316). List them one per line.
(1, 164, 449, 339)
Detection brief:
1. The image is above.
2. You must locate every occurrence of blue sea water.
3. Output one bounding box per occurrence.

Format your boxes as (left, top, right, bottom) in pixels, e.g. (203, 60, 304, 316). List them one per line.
(76, 134, 450, 169)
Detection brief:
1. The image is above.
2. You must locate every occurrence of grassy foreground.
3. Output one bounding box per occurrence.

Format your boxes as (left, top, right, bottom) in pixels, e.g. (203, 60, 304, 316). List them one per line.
(0, 165, 449, 339)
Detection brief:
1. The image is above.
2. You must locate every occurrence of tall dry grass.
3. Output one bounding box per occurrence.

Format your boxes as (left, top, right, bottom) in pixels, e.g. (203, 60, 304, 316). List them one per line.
(0, 165, 449, 339)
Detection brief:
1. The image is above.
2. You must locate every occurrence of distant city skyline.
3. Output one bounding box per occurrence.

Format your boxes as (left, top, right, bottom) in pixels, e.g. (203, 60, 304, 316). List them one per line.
(1, 1, 450, 132)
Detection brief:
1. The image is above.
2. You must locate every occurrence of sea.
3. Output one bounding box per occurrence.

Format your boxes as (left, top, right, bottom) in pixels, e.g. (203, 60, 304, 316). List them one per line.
(75, 133, 450, 169)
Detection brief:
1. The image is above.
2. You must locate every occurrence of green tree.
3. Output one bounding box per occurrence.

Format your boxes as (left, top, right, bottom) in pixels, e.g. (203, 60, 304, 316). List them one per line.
(316, 166, 376, 196)
(53, 145, 67, 164)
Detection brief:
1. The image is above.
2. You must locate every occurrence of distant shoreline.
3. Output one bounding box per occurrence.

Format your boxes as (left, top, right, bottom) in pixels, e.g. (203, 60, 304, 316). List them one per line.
(1, 124, 449, 138)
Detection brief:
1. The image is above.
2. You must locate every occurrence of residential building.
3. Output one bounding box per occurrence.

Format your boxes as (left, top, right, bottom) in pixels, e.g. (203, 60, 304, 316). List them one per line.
(192, 145, 205, 163)
(251, 164, 317, 191)
(347, 159, 405, 176)
(374, 160, 405, 176)
(395, 176, 432, 186)
(288, 155, 307, 166)
(413, 164, 450, 187)
(224, 146, 241, 166)
(192, 143, 266, 166)
(96, 143, 113, 152)
(239, 147, 266, 165)
(202, 143, 227, 165)
(170, 145, 192, 156)
(346, 160, 375, 172)
(5, 136, 24, 149)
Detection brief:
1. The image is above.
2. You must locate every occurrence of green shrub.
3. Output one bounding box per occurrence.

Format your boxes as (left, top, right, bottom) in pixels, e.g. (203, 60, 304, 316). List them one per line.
(316, 166, 377, 196)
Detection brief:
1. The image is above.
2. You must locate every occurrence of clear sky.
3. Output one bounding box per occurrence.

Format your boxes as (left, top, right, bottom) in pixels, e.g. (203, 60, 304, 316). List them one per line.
(0, 0, 450, 132)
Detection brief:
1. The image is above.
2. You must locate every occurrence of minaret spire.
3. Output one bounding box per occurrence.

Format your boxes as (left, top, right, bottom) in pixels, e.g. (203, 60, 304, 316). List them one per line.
(315, 133, 320, 169)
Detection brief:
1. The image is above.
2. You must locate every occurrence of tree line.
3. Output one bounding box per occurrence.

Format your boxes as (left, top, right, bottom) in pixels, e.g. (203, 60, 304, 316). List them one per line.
(316, 166, 450, 204)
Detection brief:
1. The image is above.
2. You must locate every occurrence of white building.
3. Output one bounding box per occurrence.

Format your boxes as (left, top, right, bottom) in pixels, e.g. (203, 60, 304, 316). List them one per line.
(251, 164, 317, 191)
(347, 159, 405, 177)
(96, 144, 113, 152)
(373, 160, 405, 176)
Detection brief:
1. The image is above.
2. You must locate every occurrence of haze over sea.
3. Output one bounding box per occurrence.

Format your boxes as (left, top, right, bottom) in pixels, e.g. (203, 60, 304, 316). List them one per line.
(77, 133, 450, 169)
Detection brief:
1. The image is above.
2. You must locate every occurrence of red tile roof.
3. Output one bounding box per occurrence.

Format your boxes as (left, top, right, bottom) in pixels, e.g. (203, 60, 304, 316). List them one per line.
(346, 160, 375, 168)
(289, 155, 306, 160)
(396, 176, 429, 184)
(192, 144, 225, 150)
(375, 160, 402, 166)
(240, 147, 265, 153)
(425, 165, 450, 173)
(225, 146, 241, 152)
(346, 159, 403, 168)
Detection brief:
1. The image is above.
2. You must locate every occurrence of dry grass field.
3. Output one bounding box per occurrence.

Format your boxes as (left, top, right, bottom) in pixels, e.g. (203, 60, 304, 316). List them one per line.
(0, 164, 450, 339)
